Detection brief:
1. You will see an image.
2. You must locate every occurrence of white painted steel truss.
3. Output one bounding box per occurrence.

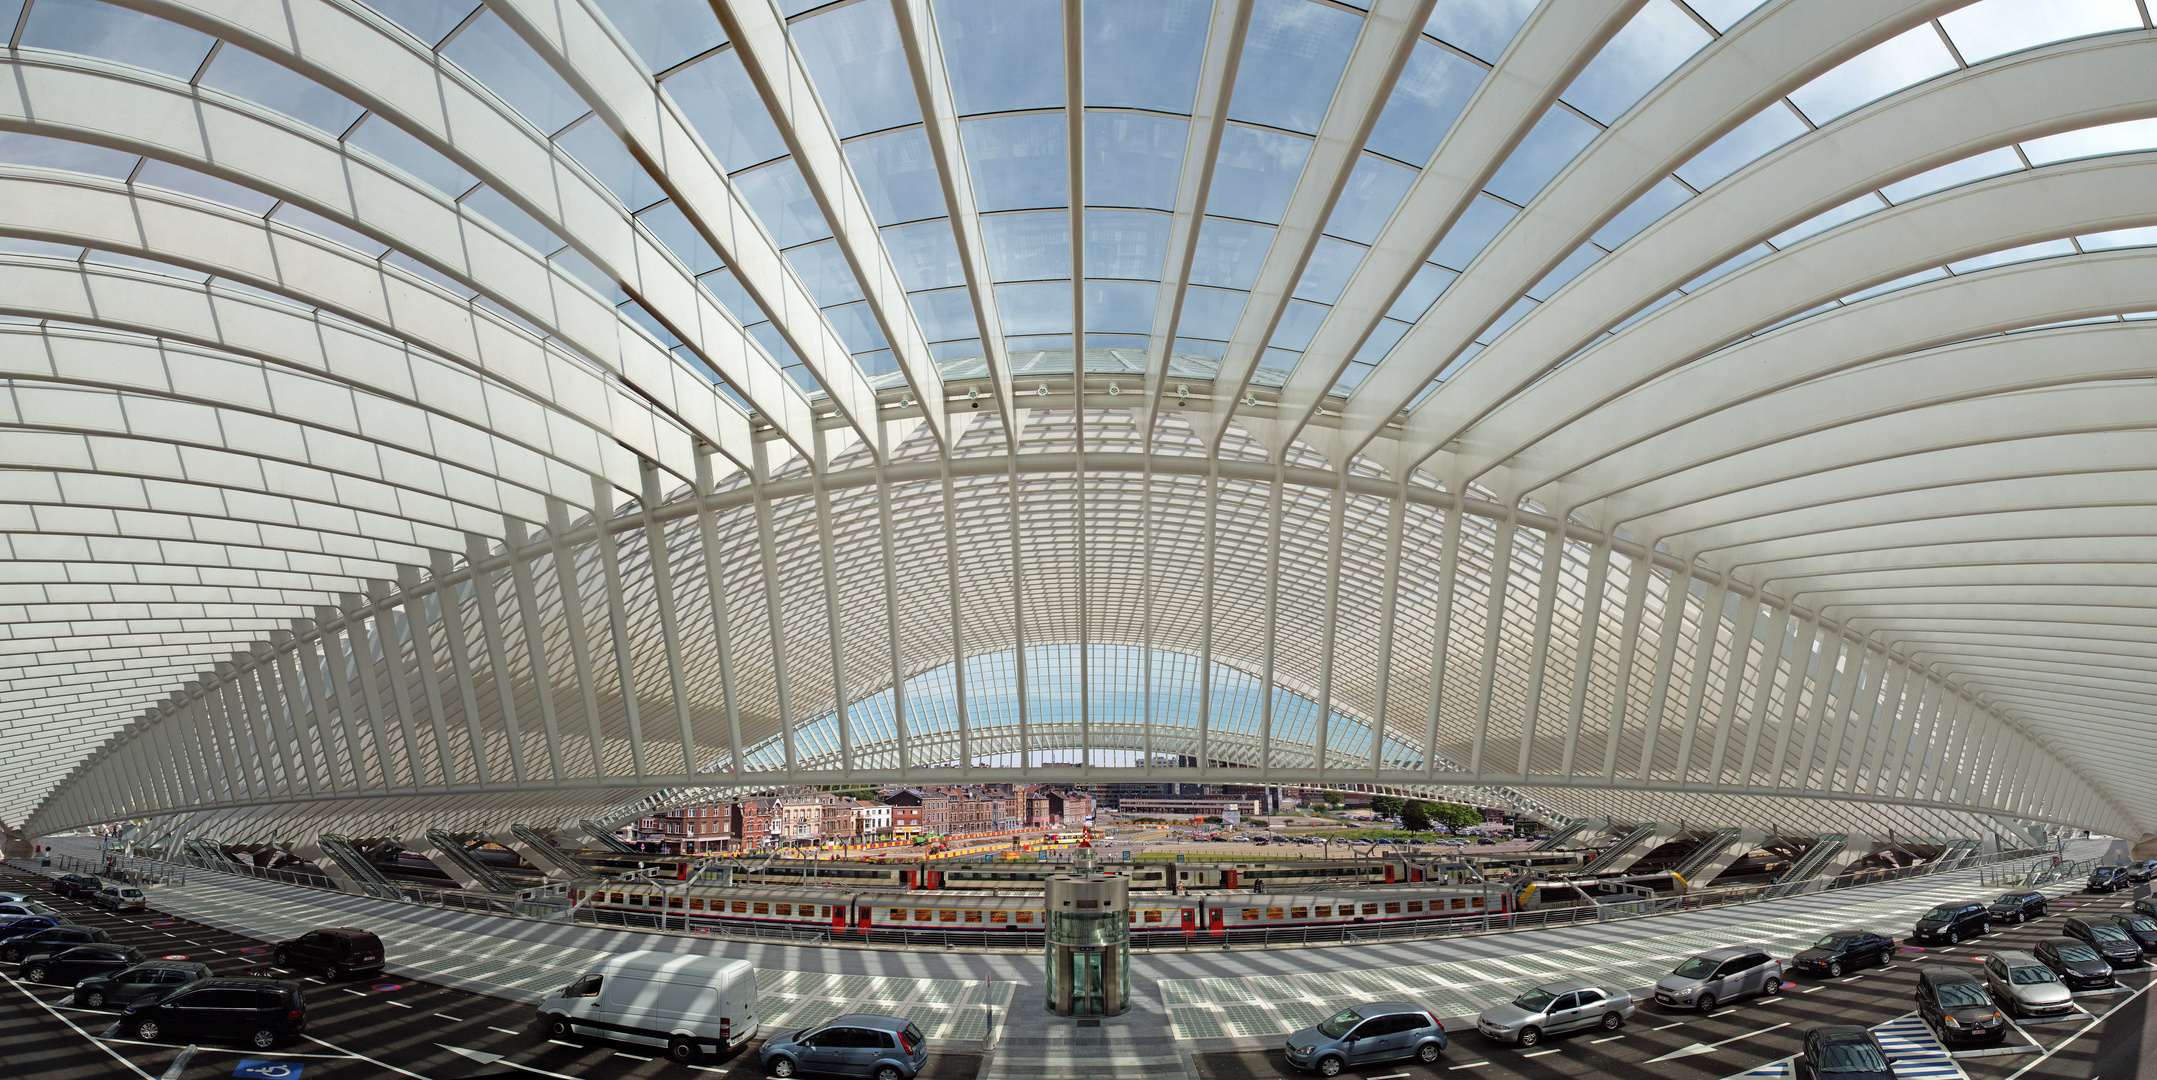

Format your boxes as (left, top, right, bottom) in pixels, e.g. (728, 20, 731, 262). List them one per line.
(10, 0, 2155, 845)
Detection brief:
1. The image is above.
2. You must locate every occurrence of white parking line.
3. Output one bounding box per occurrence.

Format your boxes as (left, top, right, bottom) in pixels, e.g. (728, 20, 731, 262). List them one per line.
(436, 1013, 465, 1022)
(0, 969, 156, 1079)
(341, 989, 369, 997)
(547, 1039, 579, 1047)
(388, 1000, 413, 1008)
(1591, 1035, 1625, 1043)
(1445, 1063, 1488, 1070)
(616, 1052, 652, 1061)
(1653, 1021, 1686, 1030)
(1365, 1074, 1409, 1078)
(1523, 1048, 1560, 1057)
(487, 1026, 522, 1035)
(1801, 986, 1824, 993)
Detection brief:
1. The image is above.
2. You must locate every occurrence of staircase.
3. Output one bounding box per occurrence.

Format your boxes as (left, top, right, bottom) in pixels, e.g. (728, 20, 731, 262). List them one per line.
(506, 824, 592, 878)
(1765, 834, 1849, 896)
(1533, 819, 1593, 852)
(1671, 828, 1743, 881)
(421, 830, 517, 893)
(1579, 823, 1674, 875)
(317, 834, 400, 897)
(181, 839, 230, 869)
(1932, 839, 1981, 870)
(579, 820, 639, 854)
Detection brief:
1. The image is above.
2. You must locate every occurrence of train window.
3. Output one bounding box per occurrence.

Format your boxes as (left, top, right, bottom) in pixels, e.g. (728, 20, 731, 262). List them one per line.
(1315, 906, 1331, 917)
(962, 910, 981, 923)
(1362, 903, 1378, 916)
(1384, 902, 1400, 915)
(690, 898, 705, 911)
(670, 896, 684, 909)
(1017, 911, 1034, 924)
(821, 906, 833, 918)
(1144, 910, 1162, 923)
(939, 910, 958, 923)
(915, 909, 931, 921)
(1290, 907, 1307, 919)
(776, 904, 792, 916)
(1241, 909, 1260, 921)
(733, 901, 748, 913)
(991, 911, 1008, 923)
(753, 903, 769, 915)
(1406, 901, 1421, 912)
(889, 909, 907, 920)
(1266, 907, 1284, 920)
(629, 894, 645, 906)
(1470, 898, 1484, 908)
(610, 892, 625, 904)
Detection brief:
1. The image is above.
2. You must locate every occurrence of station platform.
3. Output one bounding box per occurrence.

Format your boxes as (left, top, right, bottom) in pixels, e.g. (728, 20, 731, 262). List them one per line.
(17, 837, 2111, 1080)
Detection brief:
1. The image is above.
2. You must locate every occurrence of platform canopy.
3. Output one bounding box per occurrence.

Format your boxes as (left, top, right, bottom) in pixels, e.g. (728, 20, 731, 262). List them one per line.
(9, 0, 2153, 846)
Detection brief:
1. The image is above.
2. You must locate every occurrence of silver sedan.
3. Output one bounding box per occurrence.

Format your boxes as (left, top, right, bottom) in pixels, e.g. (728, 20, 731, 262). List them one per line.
(1476, 981, 1635, 1047)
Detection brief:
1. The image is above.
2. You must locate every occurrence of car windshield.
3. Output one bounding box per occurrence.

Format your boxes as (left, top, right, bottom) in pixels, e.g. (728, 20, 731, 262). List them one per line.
(1317, 1009, 1364, 1039)
(1813, 935, 1854, 949)
(1512, 988, 1557, 1011)
(2009, 966, 2058, 985)
(1816, 1037, 1891, 1073)
(2057, 944, 2101, 963)
(1671, 957, 1720, 979)
(2090, 925, 2131, 943)
(2128, 918, 2157, 932)
(1920, 905, 1955, 921)
(1993, 894, 2025, 905)
(1937, 983, 1989, 1008)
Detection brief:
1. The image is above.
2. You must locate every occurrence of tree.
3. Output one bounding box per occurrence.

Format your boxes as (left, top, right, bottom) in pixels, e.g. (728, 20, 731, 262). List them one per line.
(1431, 802, 1483, 829)
(1400, 801, 1432, 832)
(1370, 795, 1403, 817)
(1322, 791, 1342, 807)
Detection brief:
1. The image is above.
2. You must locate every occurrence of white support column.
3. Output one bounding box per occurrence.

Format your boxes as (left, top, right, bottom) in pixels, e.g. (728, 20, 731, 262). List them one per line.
(1880, 675, 1933, 799)
(639, 464, 702, 780)
(809, 469, 854, 776)
(1515, 523, 1566, 777)
(503, 519, 570, 782)
(546, 498, 615, 778)
(1765, 615, 1818, 789)
(1637, 566, 1692, 780)
(1312, 475, 1351, 781)
(693, 450, 747, 775)
(1824, 644, 1878, 792)
(1005, 454, 1028, 775)
(1926, 696, 1971, 804)
(233, 655, 287, 797)
(321, 608, 385, 791)
(1792, 632, 1847, 791)
(1559, 535, 1611, 778)
(1601, 548, 1654, 781)
(1672, 577, 1729, 784)
(349, 590, 413, 790)
(430, 550, 492, 787)
(1369, 478, 1411, 775)
(1706, 591, 1760, 784)
(1259, 458, 1287, 771)
(592, 478, 652, 780)
(395, 566, 458, 788)
(749, 446, 799, 775)
(292, 626, 348, 795)
(1735, 606, 1788, 788)
(937, 453, 969, 773)
(1422, 503, 1465, 779)
(470, 532, 532, 783)
(1468, 512, 1518, 777)
(365, 583, 430, 790)
(266, 636, 320, 799)
(1845, 655, 1905, 796)
(1199, 457, 1220, 773)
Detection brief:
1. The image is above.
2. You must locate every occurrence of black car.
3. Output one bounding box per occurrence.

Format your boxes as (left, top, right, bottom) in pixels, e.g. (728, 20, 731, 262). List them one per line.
(0, 915, 73, 944)
(1794, 1025, 1895, 1080)
(2128, 860, 2157, 883)
(122, 977, 306, 1050)
(1986, 890, 2048, 924)
(1915, 966, 2006, 1044)
(1911, 901, 1989, 945)
(51, 874, 103, 900)
(2061, 917, 2143, 967)
(272, 927, 384, 979)
(2109, 913, 2157, 953)
(2034, 936, 2115, 990)
(2086, 865, 2129, 893)
(20, 945, 144, 986)
(1792, 929, 1896, 978)
(0, 925, 110, 963)
(2137, 896, 2157, 921)
(73, 961, 213, 1010)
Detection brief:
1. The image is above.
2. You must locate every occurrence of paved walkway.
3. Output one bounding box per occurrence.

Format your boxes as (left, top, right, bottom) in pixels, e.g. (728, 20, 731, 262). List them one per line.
(24, 836, 2104, 1080)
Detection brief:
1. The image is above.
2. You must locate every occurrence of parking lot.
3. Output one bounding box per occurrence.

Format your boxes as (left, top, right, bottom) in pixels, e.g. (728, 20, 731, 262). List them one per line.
(0, 865, 980, 1080)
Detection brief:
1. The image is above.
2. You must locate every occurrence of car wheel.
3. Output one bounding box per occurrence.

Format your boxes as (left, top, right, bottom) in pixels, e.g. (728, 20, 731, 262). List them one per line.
(1, 948, 17, 963)
(1946, 931, 1957, 945)
(325, 964, 344, 980)
(81, 990, 105, 1009)
(1418, 1042, 1443, 1063)
(251, 1029, 277, 1049)
(545, 1014, 573, 1038)
(1315, 1055, 1343, 1077)
(1600, 1012, 1623, 1031)
(1764, 979, 1784, 997)
(1698, 994, 1717, 1013)
(23, 965, 47, 983)
(1828, 961, 1843, 978)
(772, 1055, 798, 1078)
(134, 1019, 162, 1042)
(877, 1065, 904, 1080)
(1517, 1026, 1541, 1048)
(668, 1037, 700, 1063)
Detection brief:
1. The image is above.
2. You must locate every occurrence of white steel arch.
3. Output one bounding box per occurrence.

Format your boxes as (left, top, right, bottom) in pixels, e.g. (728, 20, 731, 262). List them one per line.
(9, 0, 2156, 850)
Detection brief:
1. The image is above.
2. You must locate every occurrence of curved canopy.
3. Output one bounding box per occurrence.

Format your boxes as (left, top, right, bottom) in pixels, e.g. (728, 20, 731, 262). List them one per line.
(10, 0, 2154, 845)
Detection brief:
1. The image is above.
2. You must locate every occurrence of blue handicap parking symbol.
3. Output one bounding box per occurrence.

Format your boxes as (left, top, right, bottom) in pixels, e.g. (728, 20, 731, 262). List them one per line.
(233, 1060, 302, 1078)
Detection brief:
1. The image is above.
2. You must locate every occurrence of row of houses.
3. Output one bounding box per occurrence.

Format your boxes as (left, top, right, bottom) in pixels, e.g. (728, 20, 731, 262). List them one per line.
(632, 786, 1095, 854)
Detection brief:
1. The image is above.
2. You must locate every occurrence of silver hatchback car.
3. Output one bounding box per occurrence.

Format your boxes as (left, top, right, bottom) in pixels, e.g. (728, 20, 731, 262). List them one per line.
(1476, 980, 1634, 1047)
(1284, 1001, 1447, 1076)
(1654, 946, 1784, 1012)
(1981, 950, 2074, 1019)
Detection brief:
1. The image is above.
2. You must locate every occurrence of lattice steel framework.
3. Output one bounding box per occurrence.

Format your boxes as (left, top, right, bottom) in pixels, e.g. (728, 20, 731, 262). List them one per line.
(10, 0, 2154, 844)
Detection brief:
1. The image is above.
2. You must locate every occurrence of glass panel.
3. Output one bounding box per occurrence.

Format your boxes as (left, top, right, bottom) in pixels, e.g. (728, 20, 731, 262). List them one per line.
(1684, 0, 1770, 34)
(820, 299, 890, 353)
(135, 160, 279, 215)
(1560, 0, 1709, 126)
(1841, 265, 1947, 303)
(1176, 285, 1248, 340)
(882, 220, 966, 291)
(20, 0, 214, 80)
(845, 127, 950, 226)
(1679, 243, 1769, 292)
(2078, 225, 2157, 251)
(1366, 40, 1484, 165)
(1474, 296, 1535, 343)
(1084, 279, 1158, 334)
(1938, 0, 2140, 65)
(961, 113, 1069, 212)
(638, 201, 723, 274)
(1483, 106, 1600, 206)
(1268, 299, 1328, 351)
(272, 203, 390, 257)
(1674, 101, 1807, 190)
(1207, 125, 1311, 224)
(1430, 194, 1518, 270)
(785, 239, 868, 307)
(461, 185, 564, 253)
(1946, 238, 2075, 274)
(790, 0, 922, 139)
(935, 0, 1063, 115)
(593, 0, 726, 74)
(1228, 0, 1360, 135)
(0, 131, 137, 179)
(909, 286, 980, 341)
(665, 49, 790, 172)
(1292, 237, 1362, 305)
(1767, 192, 1883, 248)
(346, 114, 477, 197)
(1389, 263, 1456, 321)
(1787, 24, 1955, 126)
(1085, 209, 1170, 279)
(359, 0, 478, 48)
(993, 280, 1073, 335)
(982, 211, 1071, 281)
(1592, 176, 1690, 250)
(731, 159, 835, 247)
(556, 116, 666, 210)
(554, 246, 626, 302)
(1425, 0, 1535, 65)
(1082, 0, 1209, 113)
(1188, 218, 1272, 290)
(1084, 112, 1187, 211)
(1324, 154, 1417, 245)
(199, 46, 365, 135)
(1525, 244, 1602, 301)
(2021, 119, 2157, 165)
(1878, 146, 2022, 203)
(442, 10, 589, 135)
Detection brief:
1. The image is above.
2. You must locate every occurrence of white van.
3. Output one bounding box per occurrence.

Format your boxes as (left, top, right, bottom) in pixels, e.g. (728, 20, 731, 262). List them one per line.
(537, 951, 757, 1063)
